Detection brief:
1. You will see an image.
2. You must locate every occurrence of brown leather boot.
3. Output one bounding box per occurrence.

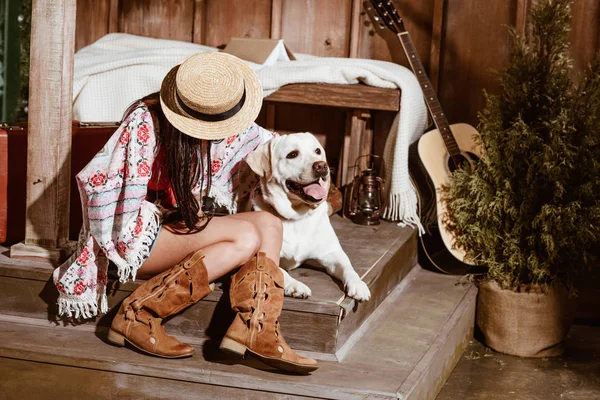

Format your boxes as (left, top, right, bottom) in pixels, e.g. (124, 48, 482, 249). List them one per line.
(108, 249, 212, 358)
(219, 252, 318, 374)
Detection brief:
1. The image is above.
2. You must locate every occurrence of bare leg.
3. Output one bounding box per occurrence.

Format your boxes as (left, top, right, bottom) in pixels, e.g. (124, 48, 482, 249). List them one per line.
(137, 213, 261, 280)
(227, 211, 283, 264)
(137, 211, 283, 281)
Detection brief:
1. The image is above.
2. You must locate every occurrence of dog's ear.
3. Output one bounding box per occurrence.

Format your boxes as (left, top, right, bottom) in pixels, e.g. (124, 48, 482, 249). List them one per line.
(246, 138, 277, 181)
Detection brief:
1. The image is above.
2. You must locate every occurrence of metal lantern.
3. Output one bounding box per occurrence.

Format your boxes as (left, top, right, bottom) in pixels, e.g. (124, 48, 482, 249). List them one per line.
(344, 155, 385, 226)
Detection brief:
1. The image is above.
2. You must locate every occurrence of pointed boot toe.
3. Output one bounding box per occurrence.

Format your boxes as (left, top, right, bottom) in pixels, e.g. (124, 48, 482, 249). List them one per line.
(108, 250, 212, 359)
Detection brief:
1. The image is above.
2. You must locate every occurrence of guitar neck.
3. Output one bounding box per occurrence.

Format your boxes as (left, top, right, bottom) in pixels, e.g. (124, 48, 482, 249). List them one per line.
(397, 32, 461, 158)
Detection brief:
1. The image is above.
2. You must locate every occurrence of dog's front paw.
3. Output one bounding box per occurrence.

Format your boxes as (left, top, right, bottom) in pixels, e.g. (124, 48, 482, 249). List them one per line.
(285, 278, 312, 299)
(346, 278, 371, 302)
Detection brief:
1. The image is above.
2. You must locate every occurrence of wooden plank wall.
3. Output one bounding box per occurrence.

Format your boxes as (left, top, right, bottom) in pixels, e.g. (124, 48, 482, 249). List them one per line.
(75, 0, 600, 128)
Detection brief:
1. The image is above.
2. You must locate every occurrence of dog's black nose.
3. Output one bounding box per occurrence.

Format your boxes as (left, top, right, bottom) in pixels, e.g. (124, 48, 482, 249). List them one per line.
(313, 161, 329, 177)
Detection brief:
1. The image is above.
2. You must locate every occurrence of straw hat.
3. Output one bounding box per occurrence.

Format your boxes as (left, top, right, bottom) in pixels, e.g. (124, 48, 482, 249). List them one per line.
(160, 52, 263, 140)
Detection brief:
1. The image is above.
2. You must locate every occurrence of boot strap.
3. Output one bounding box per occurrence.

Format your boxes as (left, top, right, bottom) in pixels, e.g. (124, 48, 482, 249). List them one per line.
(183, 250, 205, 269)
(129, 250, 206, 312)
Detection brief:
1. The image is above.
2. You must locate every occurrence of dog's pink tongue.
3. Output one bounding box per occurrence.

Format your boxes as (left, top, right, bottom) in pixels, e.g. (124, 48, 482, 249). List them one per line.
(303, 182, 327, 200)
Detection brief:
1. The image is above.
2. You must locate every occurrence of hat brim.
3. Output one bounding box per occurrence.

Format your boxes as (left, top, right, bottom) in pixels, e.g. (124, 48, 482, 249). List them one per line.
(160, 53, 263, 141)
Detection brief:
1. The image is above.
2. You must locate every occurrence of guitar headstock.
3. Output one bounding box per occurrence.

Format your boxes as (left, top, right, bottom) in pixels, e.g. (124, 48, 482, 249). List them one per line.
(363, 0, 406, 35)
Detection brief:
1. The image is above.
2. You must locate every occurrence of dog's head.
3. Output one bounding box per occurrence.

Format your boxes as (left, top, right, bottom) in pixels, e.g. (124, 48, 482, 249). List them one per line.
(246, 132, 331, 210)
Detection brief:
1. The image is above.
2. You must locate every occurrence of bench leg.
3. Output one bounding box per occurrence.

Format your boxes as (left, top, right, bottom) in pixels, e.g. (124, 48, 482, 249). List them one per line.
(338, 110, 372, 188)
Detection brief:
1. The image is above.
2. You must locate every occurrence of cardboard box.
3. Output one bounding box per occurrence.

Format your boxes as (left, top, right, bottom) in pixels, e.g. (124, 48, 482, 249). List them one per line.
(223, 38, 296, 66)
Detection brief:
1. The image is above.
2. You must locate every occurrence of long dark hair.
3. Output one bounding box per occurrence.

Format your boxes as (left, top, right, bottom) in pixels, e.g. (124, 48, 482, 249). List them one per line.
(124, 92, 212, 232)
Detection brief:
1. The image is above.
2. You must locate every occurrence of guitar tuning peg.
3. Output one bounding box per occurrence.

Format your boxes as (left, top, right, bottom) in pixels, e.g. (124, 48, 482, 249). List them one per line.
(373, 15, 380, 21)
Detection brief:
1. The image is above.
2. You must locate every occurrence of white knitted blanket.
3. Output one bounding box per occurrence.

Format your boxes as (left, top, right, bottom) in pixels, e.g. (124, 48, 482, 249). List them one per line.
(73, 33, 428, 229)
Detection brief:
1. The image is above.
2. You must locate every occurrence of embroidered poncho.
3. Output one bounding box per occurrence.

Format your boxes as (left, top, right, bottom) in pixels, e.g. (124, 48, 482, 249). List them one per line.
(53, 103, 274, 319)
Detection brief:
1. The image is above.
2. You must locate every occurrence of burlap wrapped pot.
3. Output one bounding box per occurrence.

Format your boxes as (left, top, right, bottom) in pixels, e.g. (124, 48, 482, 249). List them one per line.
(477, 280, 577, 358)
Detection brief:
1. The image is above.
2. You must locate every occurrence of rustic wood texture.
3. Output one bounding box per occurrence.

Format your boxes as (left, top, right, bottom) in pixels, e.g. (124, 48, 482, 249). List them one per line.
(340, 110, 366, 187)
(75, 0, 111, 51)
(359, 0, 435, 69)
(0, 357, 320, 400)
(437, 0, 515, 126)
(569, 0, 600, 80)
(192, 0, 206, 44)
(348, 0, 362, 58)
(73, 0, 600, 127)
(270, 0, 283, 39)
(119, 0, 195, 42)
(336, 228, 417, 354)
(429, 0, 445, 92)
(14, 0, 76, 260)
(515, 0, 531, 35)
(280, 0, 352, 57)
(0, 268, 475, 400)
(0, 219, 417, 356)
(108, 0, 120, 33)
(264, 83, 400, 111)
(204, 0, 272, 48)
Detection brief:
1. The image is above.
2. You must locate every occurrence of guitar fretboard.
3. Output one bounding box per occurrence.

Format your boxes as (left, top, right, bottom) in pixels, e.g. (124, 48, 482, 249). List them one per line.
(397, 32, 461, 158)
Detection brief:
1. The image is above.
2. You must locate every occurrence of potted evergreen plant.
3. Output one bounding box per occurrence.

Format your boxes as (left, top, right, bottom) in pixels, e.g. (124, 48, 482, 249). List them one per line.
(442, 0, 600, 357)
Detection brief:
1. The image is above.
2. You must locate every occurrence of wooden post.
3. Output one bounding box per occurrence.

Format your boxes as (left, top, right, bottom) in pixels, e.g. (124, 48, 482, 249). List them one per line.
(270, 0, 283, 40)
(429, 0, 446, 93)
(516, 0, 531, 36)
(10, 0, 77, 265)
(192, 0, 206, 44)
(348, 0, 362, 58)
(337, 110, 372, 188)
(108, 0, 120, 33)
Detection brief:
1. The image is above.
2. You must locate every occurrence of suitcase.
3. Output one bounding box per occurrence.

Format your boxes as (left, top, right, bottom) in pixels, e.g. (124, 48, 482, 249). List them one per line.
(0, 122, 119, 244)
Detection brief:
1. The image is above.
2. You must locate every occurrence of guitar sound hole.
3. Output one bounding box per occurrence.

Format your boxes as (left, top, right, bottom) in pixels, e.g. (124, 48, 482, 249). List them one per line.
(466, 151, 480, 164)
(447, 154, 470, 173)
(447, 152, 480, 173)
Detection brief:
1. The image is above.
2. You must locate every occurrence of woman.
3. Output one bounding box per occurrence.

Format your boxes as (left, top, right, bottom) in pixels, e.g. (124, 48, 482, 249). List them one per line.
(53, 52, 317, 374)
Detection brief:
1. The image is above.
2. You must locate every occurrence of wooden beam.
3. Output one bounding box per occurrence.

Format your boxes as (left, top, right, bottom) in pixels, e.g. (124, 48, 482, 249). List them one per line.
(108, 0, 119, 33)
(338, 110, 371, 188)
(192, 0, 207, 44)
(10, 0, 77, 265)
(515, 0, 531, 36)
(270, 0, 283, 39)
(264, 84, 400, 112)
(429, 0, 446, 93)
(265, 104, 276, 131)
(348, 0, 362, 58)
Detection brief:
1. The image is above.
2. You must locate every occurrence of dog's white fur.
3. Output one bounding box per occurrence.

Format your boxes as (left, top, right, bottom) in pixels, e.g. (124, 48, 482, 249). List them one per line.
(245, 133, 371, 302)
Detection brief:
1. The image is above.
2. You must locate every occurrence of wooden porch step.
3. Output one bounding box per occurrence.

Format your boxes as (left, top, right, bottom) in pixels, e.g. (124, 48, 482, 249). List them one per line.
(0, 267, 477, 400)
(0, 216, 417, 360)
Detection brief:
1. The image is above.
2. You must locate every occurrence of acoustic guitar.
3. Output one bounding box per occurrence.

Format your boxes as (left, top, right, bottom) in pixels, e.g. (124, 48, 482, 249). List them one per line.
(365, 0, 484, 274)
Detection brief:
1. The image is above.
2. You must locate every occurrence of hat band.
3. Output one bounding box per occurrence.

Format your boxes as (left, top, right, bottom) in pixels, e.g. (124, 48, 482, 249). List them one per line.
(176, 88, 246, 122)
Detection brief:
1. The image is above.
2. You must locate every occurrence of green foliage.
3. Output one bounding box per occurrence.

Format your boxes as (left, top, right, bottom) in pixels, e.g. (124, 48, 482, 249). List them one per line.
(442, 0, 600, 293)
(0, 0, 31, 122)
(15, 0, 31, 122)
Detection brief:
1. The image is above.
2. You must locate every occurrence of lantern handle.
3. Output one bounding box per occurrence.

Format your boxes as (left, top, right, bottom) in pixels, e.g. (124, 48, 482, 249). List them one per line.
(350, 154, 381, 175)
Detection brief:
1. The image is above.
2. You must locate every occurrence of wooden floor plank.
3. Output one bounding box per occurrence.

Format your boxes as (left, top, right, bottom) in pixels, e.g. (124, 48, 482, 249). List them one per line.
(0, 268, 475, 400)
(0, 218, 414, 313)
(0, 357, 320, 400)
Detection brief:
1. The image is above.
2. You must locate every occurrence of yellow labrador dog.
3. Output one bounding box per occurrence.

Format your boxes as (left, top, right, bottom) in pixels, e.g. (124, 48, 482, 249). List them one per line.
(245, 132, 371, 302)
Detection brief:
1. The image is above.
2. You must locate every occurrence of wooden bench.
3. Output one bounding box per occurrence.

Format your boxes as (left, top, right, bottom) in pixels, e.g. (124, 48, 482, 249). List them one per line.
(264, 83, 400, 186)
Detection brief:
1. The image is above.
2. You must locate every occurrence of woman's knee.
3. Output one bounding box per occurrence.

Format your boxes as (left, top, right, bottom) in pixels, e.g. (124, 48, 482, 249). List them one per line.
(233, 220, 262, 257)
(253, 211, 283, 239)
